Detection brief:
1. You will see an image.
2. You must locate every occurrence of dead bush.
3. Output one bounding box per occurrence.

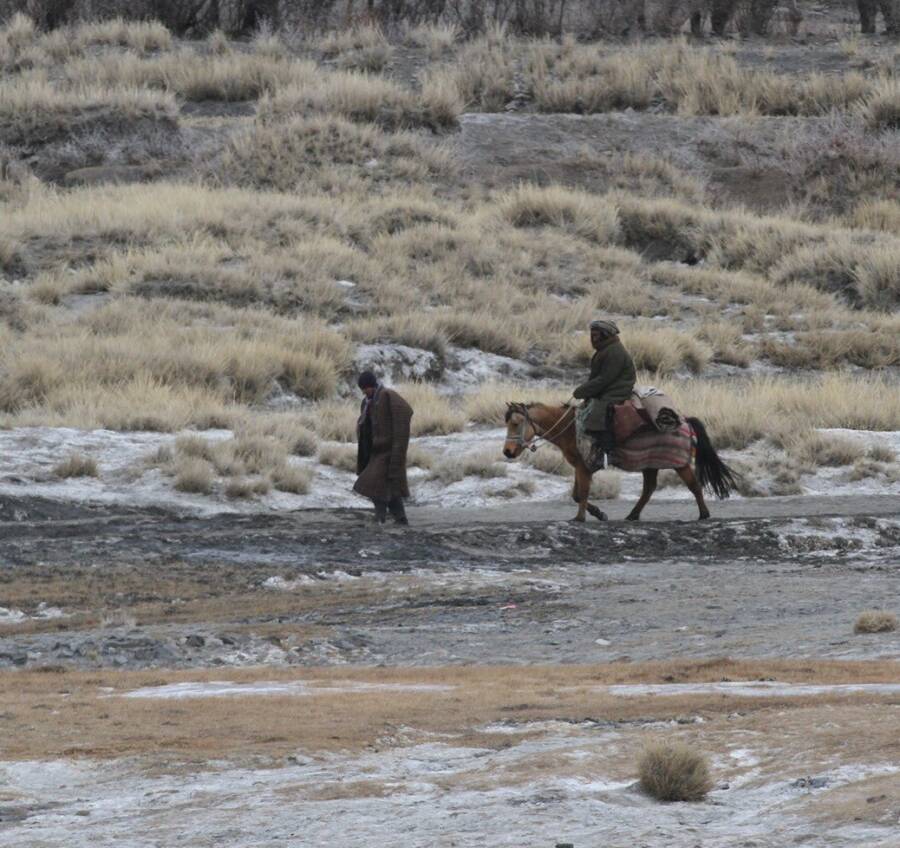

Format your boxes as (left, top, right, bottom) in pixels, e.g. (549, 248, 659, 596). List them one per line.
(854, 610, 898, 634)
(53, 451, 98, 478)
(638, 741, 713, 802)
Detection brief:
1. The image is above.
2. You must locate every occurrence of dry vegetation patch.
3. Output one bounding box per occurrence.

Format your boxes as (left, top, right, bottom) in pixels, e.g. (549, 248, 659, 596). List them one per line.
(638, 741, 713, 802)
(3, 658, 900, 762)
(854, 611, 898, 634)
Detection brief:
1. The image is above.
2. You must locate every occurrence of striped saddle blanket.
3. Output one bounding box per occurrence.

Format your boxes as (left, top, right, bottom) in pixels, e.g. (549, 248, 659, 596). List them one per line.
(610, 420, 695, 472)
(575, 402, 695, 472)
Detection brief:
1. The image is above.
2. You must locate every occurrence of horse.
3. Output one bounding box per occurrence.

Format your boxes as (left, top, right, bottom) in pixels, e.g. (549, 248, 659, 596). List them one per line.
(502, 402, 740, 523)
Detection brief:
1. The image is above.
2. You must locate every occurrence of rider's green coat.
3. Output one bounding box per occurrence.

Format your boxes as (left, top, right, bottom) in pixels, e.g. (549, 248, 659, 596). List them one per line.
(572, 337, 636, 433)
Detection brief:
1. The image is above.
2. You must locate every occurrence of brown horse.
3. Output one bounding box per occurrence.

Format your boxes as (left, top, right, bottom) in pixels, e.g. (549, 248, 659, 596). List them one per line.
(502, 402, 739, 522)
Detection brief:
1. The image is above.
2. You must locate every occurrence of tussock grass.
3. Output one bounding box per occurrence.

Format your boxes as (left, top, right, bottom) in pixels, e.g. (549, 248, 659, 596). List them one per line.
(225, 476, 271, 499)
(270, 463, 313, 494)
(62, 52, 317, 101)
(403, 23, 458, 57)
(464, 383, 568, 426)
(174, 458, 214, 494)
(849, 200, 900, 236)
(668, 374, 900, 450)
(760, 330, 900, 369)
(854, 611, 898, 634)
(788, 432, 866, 468)
(308, 401, 358, 443)
(590, 471, 621, 499)
(219, 115, 451, 191)
(498, 184, 619, 245)
(393, 382, 467, 436)
(1, 15, 171, 70)
(429, 449, 508, 484)
(638, 741, 713, 802)
(260, 70, 459, 131)
(0, 299, 348, 430)
(523, 447, 573, 477)
(524, 42, 884, 118)
(235, 414, 317, 457)
(859, 78, 900, 131)
(0, 75, 176, 145)
(318, 442, 358, 472)
(319, 25, 393, 72)
(53, 452, 98, 478)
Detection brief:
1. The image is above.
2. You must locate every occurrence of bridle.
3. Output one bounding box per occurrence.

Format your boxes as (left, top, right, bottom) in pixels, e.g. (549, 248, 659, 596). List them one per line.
(508, 401, 575, 453)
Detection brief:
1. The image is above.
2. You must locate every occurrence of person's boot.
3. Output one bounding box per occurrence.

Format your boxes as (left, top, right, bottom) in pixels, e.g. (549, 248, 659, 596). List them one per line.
(388, 497, 408, 525)
(373, 500, 388, 524)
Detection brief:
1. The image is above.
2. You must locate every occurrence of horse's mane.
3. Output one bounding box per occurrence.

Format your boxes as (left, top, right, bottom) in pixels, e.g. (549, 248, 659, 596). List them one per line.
(504, 401, 572, 423)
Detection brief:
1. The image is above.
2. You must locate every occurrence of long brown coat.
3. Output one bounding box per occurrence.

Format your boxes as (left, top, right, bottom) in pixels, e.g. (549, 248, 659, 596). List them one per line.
(354, 387, 413, 502)
(572, 337, 637, 432)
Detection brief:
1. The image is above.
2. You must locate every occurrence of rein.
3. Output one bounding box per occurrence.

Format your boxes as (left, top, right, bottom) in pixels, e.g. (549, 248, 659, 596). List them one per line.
(512, 401, 575, 452)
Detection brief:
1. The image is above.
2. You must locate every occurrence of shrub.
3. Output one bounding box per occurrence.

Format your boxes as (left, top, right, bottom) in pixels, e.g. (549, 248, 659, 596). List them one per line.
(498, 185, 619, 245)
(318, 442, 358, 472)
(638, 741, 713, 802)
(860, 78, 900, 131)
(174, 458, 214, 494)
(429, 449, 508, 484)
(271, 463, 313, 494)
(868, 443, 896, 464)
(53, 452, 98, 478)
(790, 432, 866, 468)
(854, 610, 898, 634)
(225, 476, 270, 498)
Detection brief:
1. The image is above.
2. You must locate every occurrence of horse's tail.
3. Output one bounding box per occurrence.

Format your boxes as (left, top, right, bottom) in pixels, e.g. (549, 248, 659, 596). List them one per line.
(687, 417, 740, 500)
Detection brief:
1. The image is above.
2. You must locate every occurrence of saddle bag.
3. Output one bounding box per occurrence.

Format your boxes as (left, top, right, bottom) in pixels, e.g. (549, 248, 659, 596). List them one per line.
(611, 400, 651, 445)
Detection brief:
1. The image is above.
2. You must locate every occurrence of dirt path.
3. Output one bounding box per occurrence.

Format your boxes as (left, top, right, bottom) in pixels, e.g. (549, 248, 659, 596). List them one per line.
(1, 494, 897, 671)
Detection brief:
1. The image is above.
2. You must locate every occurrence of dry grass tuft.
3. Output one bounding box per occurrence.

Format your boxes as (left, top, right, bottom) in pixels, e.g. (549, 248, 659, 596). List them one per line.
(174, 458, 214, 494)
(590, 470, 621, 500)
(270, 463, 313, 495)
(53, 452, 98, 478)
(0, 75, 176, 145)
(854, 611, 898, 634)
(318, 442, 358, 473)
(790, 432, 866, 468)
(498, 184, 619, 245)
(429, 449, 508, 484)
(638, 740, 713, 802)
(224, 476, 270, 499)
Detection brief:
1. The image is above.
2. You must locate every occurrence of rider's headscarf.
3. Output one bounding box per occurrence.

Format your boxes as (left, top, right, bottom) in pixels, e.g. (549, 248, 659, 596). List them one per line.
(357, 370, 378, 389)
(590, 319, 619, 338)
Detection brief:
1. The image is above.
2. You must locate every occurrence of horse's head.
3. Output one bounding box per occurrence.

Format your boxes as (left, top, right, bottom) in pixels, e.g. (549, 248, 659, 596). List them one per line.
(503, 402, 535, 459)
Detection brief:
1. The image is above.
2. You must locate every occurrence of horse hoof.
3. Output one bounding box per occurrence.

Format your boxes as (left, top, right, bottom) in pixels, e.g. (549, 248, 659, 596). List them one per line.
(592, 511, 608, 522)
(698, 512, 711, 521)
(570, 516, 586, 524)
(625, 514, 639, 522)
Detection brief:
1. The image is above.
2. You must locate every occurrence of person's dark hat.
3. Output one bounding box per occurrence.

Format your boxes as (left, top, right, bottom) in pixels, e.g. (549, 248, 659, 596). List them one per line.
(357, 370, 378, 389)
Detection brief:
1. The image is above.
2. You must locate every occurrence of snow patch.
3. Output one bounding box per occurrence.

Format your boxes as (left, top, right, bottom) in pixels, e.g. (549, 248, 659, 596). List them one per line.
(121, 680, 455, 700)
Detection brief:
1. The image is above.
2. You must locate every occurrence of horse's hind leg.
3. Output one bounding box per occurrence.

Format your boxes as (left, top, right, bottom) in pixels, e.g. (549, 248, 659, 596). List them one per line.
(571, 465, 590, 522)
(677, 465, 710, 520)
(626, 469, 657, 521)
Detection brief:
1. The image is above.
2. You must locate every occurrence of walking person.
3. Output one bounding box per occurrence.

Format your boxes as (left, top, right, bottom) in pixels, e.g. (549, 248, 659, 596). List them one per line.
(354, 371, 413, 525)
(572, 319, 636, 468)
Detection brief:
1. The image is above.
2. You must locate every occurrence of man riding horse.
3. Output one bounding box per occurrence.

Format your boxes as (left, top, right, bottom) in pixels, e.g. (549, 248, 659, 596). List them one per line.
(573, 319, 636, 469)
